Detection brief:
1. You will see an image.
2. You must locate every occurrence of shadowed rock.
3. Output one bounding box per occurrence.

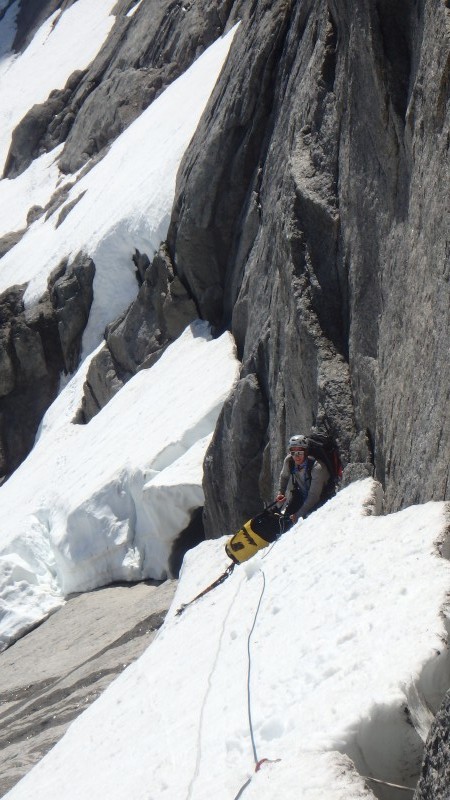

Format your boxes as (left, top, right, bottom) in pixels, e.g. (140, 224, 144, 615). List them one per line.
(48, 252, 95, 373)
(3, 70, 85, 178)
(168, 507, 205, 578)
(11, 0, 79, 54)
(203, 373, 269, 538)
(415, 687, 450, 800)
(0, 254, 94, 478)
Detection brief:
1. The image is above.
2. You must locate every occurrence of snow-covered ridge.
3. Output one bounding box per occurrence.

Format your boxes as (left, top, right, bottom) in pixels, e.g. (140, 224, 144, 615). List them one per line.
(5, 479, 450, 800)
(0, 323, 240, 651)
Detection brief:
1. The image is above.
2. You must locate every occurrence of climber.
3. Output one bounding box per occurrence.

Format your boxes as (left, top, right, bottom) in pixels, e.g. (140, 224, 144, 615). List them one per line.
(275, 434, 331, 525)
(179, 432, 338, 612)
(223, 431, 340, 568)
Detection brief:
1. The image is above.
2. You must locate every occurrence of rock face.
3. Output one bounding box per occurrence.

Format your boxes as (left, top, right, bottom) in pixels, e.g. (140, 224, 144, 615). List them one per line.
(2, 0, 448, 520)
(415, 689, 450, 800)
(0, 579, 176, 796)
(165, 0, 449, 530)
(203, 373, 270, 537)
(0, 253, 94, 479)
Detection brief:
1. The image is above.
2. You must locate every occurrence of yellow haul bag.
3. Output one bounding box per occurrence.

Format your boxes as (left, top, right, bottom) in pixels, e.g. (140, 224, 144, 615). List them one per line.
(225, 509, 283, 564)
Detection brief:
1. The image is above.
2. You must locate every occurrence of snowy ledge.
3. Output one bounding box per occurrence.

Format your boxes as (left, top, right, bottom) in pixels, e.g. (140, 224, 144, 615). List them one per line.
(5, 479, 450, 800)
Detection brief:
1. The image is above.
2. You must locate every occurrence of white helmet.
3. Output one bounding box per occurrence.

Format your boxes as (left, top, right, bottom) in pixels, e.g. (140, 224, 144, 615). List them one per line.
(289, 434, 308, 449)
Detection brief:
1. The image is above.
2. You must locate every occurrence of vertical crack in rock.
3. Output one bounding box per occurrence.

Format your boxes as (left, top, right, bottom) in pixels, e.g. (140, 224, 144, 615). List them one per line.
(375, 0, 413, 124)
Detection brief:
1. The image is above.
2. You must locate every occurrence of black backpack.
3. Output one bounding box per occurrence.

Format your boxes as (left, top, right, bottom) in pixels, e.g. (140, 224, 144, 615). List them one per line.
(306, 430, 343, 500)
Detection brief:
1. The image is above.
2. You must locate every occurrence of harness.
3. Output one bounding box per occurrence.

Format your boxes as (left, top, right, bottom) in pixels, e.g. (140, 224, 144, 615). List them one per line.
(289, 456, 314, 497)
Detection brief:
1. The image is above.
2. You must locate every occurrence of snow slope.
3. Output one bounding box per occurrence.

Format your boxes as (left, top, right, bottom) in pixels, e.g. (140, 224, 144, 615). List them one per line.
(0, 4, 240, 649)
(0, 18, 239, 358)
(0, 323, 240, 651)
(5, 479, 450, 800)
(0, 0, 117, 172)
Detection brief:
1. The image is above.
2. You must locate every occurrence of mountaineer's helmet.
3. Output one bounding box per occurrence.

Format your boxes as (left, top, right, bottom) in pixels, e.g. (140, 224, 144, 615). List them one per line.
(288, 434, 308, 450)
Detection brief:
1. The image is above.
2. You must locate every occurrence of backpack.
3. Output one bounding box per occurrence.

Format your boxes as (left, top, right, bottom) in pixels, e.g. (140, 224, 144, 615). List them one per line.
(225, 505, 288, 564)
(306, 429, 343, 501)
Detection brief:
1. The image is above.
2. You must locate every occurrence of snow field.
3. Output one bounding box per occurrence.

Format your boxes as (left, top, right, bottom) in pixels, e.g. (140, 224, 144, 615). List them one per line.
(0, 323, 240, 650)
(0, 145, 66, 237)
(5, 479, 450, 800)
(0, 0, 117, 171)
(0, 3, 240, 650)
(0, 23, 239, 359)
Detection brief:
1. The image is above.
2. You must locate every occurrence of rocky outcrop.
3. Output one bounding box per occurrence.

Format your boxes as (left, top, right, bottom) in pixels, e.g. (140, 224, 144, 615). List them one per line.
(203, 373, 269, 536)
(4, 0, 246, 178)
(48, 252, 95, 372)
(3, 70, 86, 178)
(415, 689, 450, 800)
(0, 229, 26, 259)
(0, 579, 176, 796)
(78, 244, 197, 422)
(0, 253, 94, 478)
(168, 0, 364, 532)
(165, 0, 449, 529)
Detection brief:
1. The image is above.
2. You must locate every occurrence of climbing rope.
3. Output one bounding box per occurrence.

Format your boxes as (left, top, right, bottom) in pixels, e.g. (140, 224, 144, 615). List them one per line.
(176, 563, 235, 616)
(247, 570, 266, 766)
(362, 775, 415, 793)
(232, 568, 281, 799)
(186, 577, 242, 800)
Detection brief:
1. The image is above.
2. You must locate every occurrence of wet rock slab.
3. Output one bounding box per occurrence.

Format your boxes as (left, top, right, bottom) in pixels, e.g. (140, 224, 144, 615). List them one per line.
(0, 579, 177, 797)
